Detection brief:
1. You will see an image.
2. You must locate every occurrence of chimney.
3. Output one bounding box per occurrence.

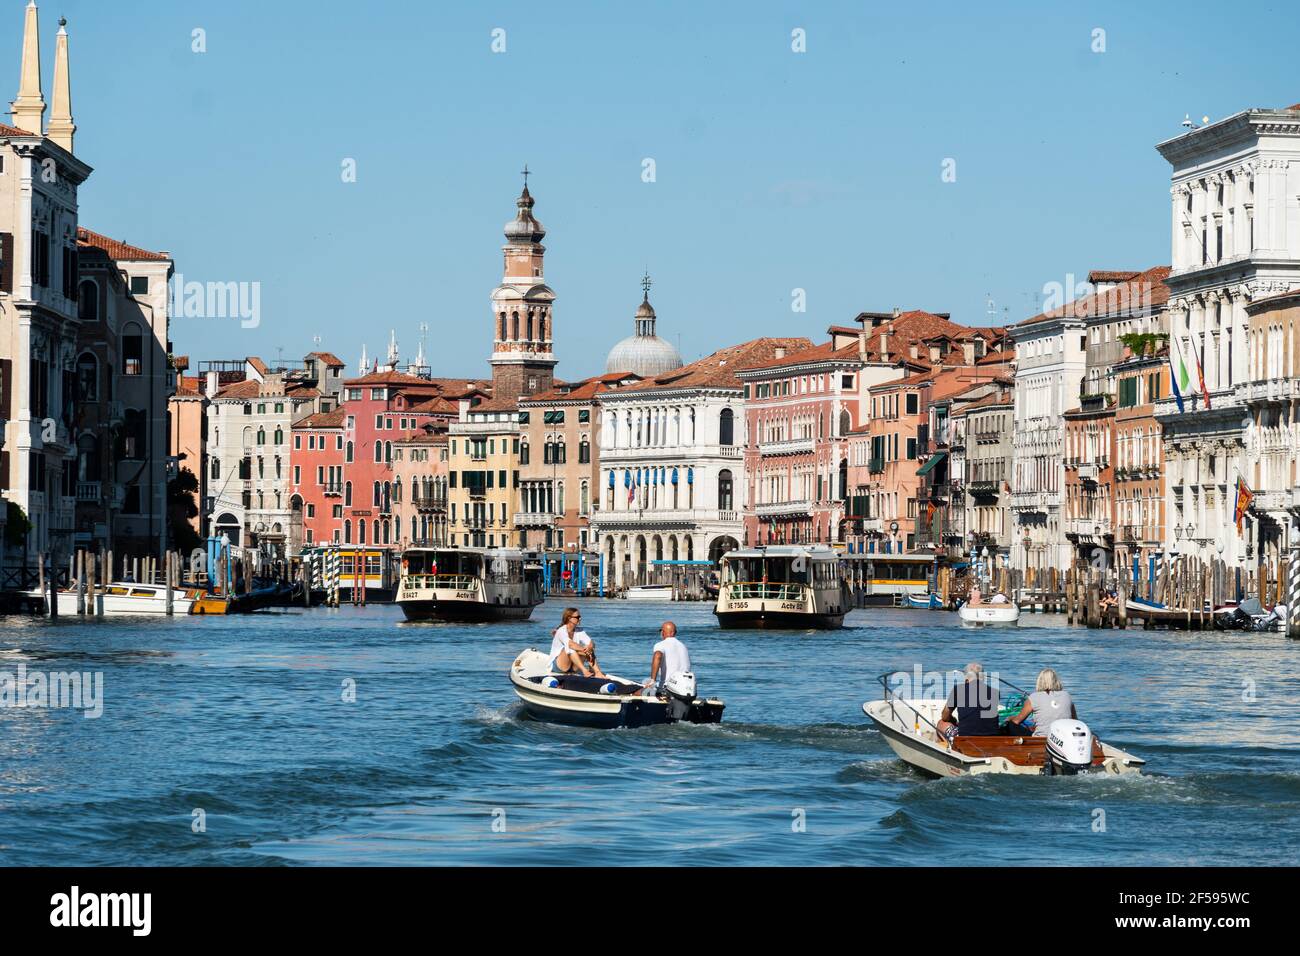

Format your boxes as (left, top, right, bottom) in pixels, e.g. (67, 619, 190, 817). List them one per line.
(774, 346, 786, 359)
(205, 370, 218, 398)
(963, 341, 975, 365)
(10, 1, 45, 136)
(879, 330, 889, 360)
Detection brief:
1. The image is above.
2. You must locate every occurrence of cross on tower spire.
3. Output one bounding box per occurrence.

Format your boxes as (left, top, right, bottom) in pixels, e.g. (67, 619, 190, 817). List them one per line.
(520, 163, 530, 187)
(641, 270, 652, 300)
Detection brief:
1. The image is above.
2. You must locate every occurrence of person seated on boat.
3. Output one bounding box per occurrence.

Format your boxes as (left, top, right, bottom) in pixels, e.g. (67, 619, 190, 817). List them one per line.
(548, 607, 605, 678)
(967, 587, 983, 606)
(936, 663, 1000, 742)
(989, 592, 1009, 604)
(643, 621, 691, 694)
(1005, 668, 1076, 737)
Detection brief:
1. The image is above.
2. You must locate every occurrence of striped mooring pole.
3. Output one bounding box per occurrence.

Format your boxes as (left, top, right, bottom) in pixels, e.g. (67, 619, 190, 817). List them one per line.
(1288, 537, 1300, 640)
(326, 547, 341, 608)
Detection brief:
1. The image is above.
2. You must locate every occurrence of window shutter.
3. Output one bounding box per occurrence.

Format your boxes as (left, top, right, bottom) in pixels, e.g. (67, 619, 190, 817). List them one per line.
(0, 233, 12, 292)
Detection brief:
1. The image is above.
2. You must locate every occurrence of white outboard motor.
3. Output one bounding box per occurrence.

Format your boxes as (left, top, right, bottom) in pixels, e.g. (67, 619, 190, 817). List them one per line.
(1044, 719, 1094, 775)
(663, 672, 697, 720)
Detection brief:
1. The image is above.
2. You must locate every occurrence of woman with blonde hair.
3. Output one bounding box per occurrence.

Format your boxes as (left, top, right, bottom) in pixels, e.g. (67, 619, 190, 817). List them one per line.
(1006, 667, 1076, 736)
(547, 607, 604, 677)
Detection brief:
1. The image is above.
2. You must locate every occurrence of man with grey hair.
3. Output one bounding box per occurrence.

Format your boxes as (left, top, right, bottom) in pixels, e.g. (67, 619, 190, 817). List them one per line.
(936, 662, 1000, 742)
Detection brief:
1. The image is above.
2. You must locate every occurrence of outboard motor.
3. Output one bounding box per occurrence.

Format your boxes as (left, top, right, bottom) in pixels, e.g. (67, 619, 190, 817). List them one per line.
(664, 672, 698, 721)
(1044, 719, 1094, 775)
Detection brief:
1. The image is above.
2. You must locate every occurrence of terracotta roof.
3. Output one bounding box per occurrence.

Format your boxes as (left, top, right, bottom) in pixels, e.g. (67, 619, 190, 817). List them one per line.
(306, 351, 346, 368)
(620, 337, 814, 393)
(76, 226, 170, 262)
(1087, 270, 1142, 284)
(0, 122, 36, 137)
(521, 375, 625, 403)
(740, 338, 863, 373)
(395, 429, 449, 445)
(173, 375, 203, 398)
(1016, 265, 1171, 328)
(284, 382, 321, 399)
(404, 396, 461, 415)
(954, 390, 1014, 413)
(247, 356, 269, 375)
(977, 348, 1014, 366)
(213, 379, 262, 400)
(467, 395, 520, 413)
(293, 408, 346, 429)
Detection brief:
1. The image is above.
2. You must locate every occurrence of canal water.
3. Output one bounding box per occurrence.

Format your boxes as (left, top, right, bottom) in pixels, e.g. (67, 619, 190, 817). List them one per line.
(1, 600, 1296, 866)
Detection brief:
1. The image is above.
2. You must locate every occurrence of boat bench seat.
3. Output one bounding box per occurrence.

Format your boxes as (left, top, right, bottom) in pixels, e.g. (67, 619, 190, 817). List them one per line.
(952, 735, 1105, 766)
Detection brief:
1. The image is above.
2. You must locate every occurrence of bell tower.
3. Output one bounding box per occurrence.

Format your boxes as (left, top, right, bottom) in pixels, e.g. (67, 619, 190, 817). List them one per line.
(489, 167, 557, 400)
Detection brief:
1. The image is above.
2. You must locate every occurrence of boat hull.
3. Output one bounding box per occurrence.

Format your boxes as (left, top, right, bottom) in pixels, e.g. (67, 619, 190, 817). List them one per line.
(958, 604, 1020, 626)
(713, 607, 845, 629)
(29, 587, 197, 616)
(862, 699, 1144, 777)
(400, 598, 537, 623)
(509, 650, 723, 728)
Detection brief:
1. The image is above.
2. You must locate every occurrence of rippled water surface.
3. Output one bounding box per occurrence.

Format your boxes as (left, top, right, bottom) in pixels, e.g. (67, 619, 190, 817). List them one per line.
(1, 600, 1297, 865)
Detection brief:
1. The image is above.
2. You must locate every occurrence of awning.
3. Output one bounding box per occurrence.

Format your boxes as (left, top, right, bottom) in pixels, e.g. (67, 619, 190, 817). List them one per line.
(915, 451, 947, 477)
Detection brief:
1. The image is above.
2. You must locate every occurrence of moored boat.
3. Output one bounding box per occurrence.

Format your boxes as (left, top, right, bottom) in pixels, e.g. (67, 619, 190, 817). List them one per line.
(27, 582, 202, 616)
(713, 545, 852, 629)
(509, 648, 724, 728)
(907, 591, 945, 609)
(623, 584, 676, 602)
(396, 546, 544, 622)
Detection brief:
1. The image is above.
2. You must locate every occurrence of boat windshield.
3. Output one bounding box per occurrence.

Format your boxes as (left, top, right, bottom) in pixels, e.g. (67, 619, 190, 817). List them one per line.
(403, 550, 483, 587)
(724, 556, 809, 584)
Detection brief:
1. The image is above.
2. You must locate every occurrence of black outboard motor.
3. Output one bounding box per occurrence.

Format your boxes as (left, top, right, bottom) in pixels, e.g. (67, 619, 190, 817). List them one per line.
(663, 672, 697, 721)
(1044, 719, 1094, 775)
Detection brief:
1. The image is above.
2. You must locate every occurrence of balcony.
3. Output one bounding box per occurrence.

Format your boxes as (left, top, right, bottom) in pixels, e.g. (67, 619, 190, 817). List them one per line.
(513, 511, 557, 527)
(1076, 462, 1098, 484)
(758, 437, 814, 457)
(1239, 379, 1300, 406)
(1065, 518, 1111, 542)
(967, 480, 1000, 499)
(755, 499, 812, 518)
(1009, 490, 1055, 513)
(868, 457, 885, 474)
(76, 481, 102, 503)
(323, 482, 344, 496)
(412, 493, 447, 511)
(591, 508, 740, 530)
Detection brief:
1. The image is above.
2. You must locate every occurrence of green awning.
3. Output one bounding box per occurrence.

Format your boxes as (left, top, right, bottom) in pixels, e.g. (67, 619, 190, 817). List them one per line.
(915, 451, 947, 477)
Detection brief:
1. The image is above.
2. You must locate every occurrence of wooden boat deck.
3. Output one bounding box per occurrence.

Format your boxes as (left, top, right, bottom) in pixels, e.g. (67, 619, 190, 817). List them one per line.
(951, 735, 1106, 767)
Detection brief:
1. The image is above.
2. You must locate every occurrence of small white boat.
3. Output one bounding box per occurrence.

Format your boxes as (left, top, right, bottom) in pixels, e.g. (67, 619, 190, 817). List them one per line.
(623, 584, 676, 602)
(509, 649, 724, 728)
(958, 594, 1019, 626)
(27, 582, 200, 616)
(862, 695, 1144, 778)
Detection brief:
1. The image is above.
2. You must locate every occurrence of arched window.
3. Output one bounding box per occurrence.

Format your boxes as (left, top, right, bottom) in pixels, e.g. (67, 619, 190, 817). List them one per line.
(211, 458, 221, 480)
(374, 441, 382, 463)
(344, 520, 352, 544)
(256, 427, 266, 445)
(499, 312, 506, 341)
(719, 408, 735, 446)
(345, 481, 353, 506)
(373, 481, 381, 506)
(511, 311, 519, 340)
(839, 409, 851, 437)
(274, 426, 283, 445)
(346, 441, 354, 463)
(78, 280, 98, 322)
(385, 441, 392, 463)
(359, 520, 367, 544)
(718, 469, 734, 511)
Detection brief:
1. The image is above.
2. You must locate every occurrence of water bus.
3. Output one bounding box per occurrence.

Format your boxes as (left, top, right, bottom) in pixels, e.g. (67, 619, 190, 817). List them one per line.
(396, 547, 544, 622)
(714, 545, 852, 629)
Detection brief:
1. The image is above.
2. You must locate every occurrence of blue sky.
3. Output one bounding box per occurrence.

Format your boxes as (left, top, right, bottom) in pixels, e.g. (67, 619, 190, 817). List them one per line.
(24, 0, 1300, 380)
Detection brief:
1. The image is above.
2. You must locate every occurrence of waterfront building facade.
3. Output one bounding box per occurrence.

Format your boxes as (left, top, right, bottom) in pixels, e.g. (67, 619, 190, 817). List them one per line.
(953, 384, 1015, 560)
(737, 329, 866, 548)
(592, 336, 809, 586)
(446, 397, 520, 548)
(1154, 105, 1300, 573)
(290, 407, 345, 547)
(391, 424, 449, 549)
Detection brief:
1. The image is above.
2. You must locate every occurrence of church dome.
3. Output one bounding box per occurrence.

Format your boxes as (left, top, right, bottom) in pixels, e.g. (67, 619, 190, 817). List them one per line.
(605, 276, 683, 377)
(504, 184, 546, 242)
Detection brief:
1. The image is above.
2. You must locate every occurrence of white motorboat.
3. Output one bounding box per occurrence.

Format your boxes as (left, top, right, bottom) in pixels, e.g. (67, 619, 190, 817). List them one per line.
(861, 678, 1144, 778)
(26, 582, 201, 616)
(509, 649, 724, 728)
(623, 584, 676, 602)
(957, 593, 1019, 626)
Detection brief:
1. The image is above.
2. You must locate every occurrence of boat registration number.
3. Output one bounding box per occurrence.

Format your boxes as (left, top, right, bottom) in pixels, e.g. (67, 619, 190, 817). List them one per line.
(726, 601, 751, 611)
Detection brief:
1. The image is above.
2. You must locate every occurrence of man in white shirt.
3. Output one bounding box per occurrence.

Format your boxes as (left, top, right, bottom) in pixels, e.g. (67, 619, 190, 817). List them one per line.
(646, 621, 691, 691)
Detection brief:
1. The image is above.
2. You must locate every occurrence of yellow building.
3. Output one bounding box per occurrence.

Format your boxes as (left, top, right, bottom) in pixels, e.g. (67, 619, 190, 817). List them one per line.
(446, 398, 520, 548)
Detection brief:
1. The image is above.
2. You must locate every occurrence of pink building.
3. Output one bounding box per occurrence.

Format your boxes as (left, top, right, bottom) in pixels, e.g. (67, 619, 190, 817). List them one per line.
(290, 408, 346, 546)
(736, 329, 867, 546)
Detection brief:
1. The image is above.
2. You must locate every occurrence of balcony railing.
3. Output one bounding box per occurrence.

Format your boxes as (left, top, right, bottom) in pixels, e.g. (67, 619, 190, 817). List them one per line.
(720, 582, 806, 602)
(513, 511, 556, 527)
(76, 481, 102, 502)
(322, 482, 344, 496)
(755, 499, 812, 518)
(758, 437, 814, 457)
(412, 493, 448, 510)
(868, 457, 885, 474)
